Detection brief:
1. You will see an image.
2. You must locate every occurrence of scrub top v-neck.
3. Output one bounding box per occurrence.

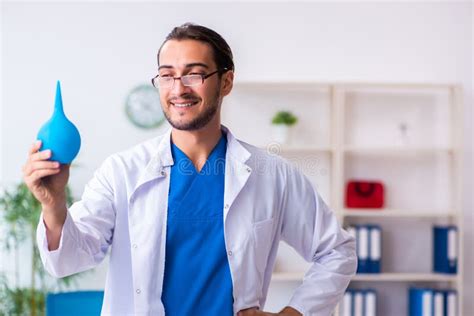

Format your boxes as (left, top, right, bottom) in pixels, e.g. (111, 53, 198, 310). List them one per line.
(161, 132, 233, 315)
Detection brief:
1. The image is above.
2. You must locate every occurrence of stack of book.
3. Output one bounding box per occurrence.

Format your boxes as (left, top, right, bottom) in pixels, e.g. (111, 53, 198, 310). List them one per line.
(409, 288, 457, 316)
(340, 289, 377, 316)
(347, 225, 382, 273)
(433, 226, 458, 274)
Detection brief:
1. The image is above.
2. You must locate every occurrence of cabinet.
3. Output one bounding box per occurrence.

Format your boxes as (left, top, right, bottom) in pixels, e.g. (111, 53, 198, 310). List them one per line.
(222, 82, 463, 315)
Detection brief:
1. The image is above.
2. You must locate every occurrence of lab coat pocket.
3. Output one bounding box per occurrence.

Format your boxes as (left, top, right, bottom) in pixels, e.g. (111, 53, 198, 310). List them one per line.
(253, 218, 275, 277)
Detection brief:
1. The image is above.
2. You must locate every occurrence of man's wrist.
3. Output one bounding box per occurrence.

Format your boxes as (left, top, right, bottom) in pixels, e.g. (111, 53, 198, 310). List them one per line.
(278, 306, 302, 316)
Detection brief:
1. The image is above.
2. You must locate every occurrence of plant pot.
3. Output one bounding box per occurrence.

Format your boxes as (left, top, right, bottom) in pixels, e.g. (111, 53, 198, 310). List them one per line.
(272, 124, 292, 145)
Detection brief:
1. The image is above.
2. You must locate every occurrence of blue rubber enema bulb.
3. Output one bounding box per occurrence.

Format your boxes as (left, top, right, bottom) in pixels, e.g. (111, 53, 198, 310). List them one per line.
(37, 81, 81, 164)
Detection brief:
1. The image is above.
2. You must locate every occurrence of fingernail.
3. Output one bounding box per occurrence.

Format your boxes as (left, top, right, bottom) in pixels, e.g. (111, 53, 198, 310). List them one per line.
(35, 140, 42, 146)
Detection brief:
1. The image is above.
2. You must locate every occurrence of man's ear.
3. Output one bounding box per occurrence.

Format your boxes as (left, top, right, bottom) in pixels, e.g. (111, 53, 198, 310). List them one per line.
(221, 71, 234, 97)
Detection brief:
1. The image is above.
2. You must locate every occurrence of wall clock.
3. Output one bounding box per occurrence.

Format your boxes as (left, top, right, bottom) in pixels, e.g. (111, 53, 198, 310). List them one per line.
(125, 85, 165, 129)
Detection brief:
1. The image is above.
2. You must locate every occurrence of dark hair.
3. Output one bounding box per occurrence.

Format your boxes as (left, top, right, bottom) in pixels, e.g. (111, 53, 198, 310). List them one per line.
(157, 23, 234, 75)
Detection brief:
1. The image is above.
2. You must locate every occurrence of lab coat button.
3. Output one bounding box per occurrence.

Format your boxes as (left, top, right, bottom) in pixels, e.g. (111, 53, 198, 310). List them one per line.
(224, 204, 230, 209)
(228, 250, 233, 256)
(132, 244, 138, 249)
(246, 167, 251, 173)
(136, 289, 141, 294)
(160, 170, 167, 177)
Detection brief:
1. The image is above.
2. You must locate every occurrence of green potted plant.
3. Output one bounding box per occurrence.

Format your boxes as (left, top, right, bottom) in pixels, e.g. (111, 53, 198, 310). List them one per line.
(0, 182, 83, 316)
(271, 111, 298, 144)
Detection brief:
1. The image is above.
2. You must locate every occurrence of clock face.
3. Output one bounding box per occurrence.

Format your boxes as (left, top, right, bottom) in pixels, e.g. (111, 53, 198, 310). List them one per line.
(125, 85, 165, 129)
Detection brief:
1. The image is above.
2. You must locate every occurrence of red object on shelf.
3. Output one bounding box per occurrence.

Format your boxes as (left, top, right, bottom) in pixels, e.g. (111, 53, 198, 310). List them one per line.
(346, 180, 384, 208)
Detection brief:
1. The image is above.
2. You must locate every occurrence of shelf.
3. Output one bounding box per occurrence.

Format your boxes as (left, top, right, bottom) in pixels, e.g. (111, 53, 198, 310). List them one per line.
(232, 81, 331, 91)
(340, 209, 457, 218)
(259, 145, 332, 154)
(343, 147, 454, 156)
(271, 272, 458, 282)
(232, 81, 454, 90)
(341, 82, 455, 90)
(352, 273, 458, 282)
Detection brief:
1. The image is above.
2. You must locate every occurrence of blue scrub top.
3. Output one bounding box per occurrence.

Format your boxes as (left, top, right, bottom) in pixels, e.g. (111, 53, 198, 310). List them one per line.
(162, 132, 233, 315)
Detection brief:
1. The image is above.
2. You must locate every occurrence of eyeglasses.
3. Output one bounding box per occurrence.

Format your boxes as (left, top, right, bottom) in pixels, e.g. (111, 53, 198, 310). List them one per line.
(151, 68, 228, 89)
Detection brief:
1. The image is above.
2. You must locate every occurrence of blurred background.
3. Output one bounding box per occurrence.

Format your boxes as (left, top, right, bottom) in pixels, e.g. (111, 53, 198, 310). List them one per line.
(0, 1, 472, 315)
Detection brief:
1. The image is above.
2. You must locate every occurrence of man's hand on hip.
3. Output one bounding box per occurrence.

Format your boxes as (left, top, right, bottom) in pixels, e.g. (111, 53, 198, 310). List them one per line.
(237, 306, 302, 316)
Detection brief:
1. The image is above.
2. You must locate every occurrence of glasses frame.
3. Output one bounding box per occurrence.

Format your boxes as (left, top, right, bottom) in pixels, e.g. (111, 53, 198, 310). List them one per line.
(151, 68, 229, 89)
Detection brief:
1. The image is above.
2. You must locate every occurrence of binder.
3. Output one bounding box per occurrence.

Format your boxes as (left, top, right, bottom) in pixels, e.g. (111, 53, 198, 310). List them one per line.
(433, 226, 458, 274)
(356, 226, 369, 273)
(353, 290, 364, 316)
(409, 287, 433, 316)
(368, 225, 382, 273)
(444, 290, 457, 316)
(340, 290, 353, 316)
(364, 289, 377, 316)
(433, 290, 444, 316)
(409, 287, 457, 316)
(342, 288, 378, 316)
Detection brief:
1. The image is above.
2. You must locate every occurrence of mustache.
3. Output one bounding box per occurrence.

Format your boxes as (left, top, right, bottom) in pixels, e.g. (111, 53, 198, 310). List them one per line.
(168, 94, 200, 103)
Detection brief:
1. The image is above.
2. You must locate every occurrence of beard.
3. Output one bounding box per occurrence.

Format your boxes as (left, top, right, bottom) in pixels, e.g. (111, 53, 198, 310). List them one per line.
(163, 89, 221, 131)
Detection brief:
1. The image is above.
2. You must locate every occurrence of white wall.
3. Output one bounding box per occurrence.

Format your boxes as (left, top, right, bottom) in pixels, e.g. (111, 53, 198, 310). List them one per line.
(1, 1, 472, 313)
(0, 1, 4, 274)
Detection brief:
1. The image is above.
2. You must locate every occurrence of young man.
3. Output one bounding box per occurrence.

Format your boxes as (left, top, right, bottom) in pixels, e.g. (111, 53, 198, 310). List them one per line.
(23, 23, 356, 316)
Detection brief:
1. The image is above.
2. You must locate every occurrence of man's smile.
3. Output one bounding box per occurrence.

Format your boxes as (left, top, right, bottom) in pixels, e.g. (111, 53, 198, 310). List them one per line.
(171, 100, 199, 108)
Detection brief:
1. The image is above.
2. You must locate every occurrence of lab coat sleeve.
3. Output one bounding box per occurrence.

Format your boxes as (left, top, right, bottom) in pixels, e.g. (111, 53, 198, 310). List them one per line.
(280, 163, 357, 316)
(36, 156, 117, 278)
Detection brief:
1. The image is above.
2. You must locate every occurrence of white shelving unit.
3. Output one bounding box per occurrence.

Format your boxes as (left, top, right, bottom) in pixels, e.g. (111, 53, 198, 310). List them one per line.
(222, 82, 463, 315)
(272, 272, 458, 283)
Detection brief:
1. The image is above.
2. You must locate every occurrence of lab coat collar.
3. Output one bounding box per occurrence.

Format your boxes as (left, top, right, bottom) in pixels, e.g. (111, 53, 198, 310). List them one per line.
(220, 125, 253, 220)
(156, 127, 174, 168)
(154, 124, 251, 168)
(130, 128, 172, 202)
(132, 124, 251, 201)
(221, 124, 251, 164)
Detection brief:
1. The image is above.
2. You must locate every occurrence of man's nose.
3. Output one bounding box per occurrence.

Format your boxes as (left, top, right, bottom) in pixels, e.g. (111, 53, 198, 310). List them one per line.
(171, 78, 191, 95)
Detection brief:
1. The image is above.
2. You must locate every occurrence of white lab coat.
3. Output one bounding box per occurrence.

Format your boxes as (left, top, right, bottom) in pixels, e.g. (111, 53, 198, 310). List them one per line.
(37, 125, 357, 316)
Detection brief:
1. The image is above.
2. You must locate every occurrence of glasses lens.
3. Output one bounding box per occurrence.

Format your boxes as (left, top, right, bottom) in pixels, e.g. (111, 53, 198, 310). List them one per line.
(158, 77, 174, 88)
(182, 75, 202, 86)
